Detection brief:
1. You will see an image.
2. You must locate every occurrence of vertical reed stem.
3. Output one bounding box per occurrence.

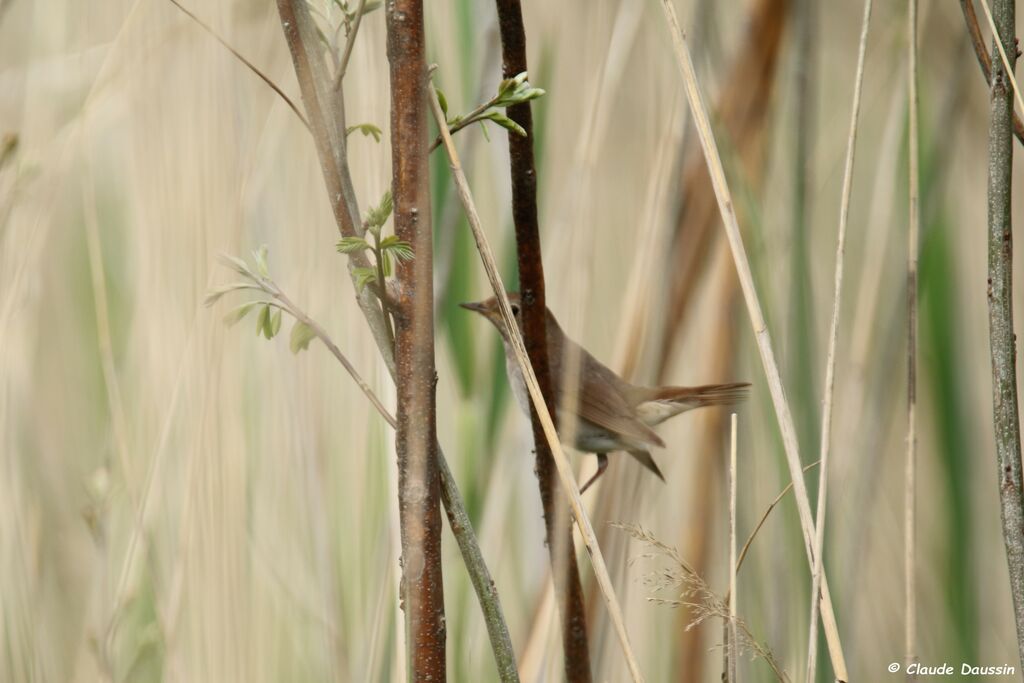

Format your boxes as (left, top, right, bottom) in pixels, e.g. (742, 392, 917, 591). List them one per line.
(727, 414, 739, 683)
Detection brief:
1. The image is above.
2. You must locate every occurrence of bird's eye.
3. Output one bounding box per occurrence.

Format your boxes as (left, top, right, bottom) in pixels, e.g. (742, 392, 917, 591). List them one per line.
(510, 304, 520, 316)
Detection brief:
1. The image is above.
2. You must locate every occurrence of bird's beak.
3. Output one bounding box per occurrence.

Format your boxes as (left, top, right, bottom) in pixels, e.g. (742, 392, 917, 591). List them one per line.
(459, 301, 486, 314)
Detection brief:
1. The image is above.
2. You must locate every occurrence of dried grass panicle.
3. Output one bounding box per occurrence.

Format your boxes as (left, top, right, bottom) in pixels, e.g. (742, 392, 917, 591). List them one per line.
(617, 523, 790, 683)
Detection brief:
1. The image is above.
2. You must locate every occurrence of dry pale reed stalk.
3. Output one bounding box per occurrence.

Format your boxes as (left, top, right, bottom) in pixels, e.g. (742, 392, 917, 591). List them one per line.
(807, 0, 872, 679)
(427, 82, 644, 683)
(905, 0, 920, 673)
(656, 1, 848, 677)
(727, 413, 738, 683)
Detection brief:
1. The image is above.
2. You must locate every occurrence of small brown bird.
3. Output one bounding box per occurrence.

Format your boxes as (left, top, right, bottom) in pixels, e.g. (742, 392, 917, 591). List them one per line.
(461, 293, 749, 492)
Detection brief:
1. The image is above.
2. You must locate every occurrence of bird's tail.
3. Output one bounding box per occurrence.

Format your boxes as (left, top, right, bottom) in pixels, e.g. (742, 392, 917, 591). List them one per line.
(652, 382, 751, 407)
(631, 382, 750, 426)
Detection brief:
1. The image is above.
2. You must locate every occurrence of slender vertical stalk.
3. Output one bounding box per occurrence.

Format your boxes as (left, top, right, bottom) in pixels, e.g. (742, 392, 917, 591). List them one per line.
(492, 1, 592, 680)
(905, 0, 920, 675)
(385, 1, 446, 678)
(806, 1, 872, 680)
(790, 0, 820, 501)
(428, 85, 644, 683)
(985, 0, 1024, 667)
(657, 2, 849, 678)
(727, 414, 739, 683)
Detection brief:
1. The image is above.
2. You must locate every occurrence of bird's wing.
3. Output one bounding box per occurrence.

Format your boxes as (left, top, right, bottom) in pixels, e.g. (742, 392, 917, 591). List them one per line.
(558, 344, 665, 449)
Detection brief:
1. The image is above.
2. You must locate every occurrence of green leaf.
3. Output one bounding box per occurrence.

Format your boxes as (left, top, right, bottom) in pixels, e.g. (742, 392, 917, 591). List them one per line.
(495, 71, 529, 99)
(256, 304, 271, 338)
(337, 236, 370, 254)
(204, 283, 255, 307)
(483, 111, 526, 137)
(380, 252, 392, 278)
(253, 244, 269, 277)
(290, 321, 318, 353)
(223, 302, 260, 326)
(361, 0, 382, 14)
(365, 190, 393, 233)
(493, 72, 545, 108)
(353, 266, 378, 292)
(269, 309, 282, 338)
(345, 122, 382, 142)
(436, 88, 449, 118)
(502, 86, 545, 105)
(380, 236, 414, 261)
(218, 253, 254, 279)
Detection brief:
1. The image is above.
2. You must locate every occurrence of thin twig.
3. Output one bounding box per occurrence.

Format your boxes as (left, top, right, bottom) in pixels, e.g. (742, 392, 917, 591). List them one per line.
(334, 0, 367, 90)
(984, 0, 1024, 667)
(427, 82, 644, 683)
(656, 3, 848, 678)
(906, 0, 920, 675)
(807, 1, 872, 679)
(165, 0, 309, 130)
(734, 460, 820, 575)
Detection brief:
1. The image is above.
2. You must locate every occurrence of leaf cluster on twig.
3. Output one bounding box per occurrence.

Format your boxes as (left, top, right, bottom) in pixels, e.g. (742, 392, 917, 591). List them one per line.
(430, 71, 545, 151)
(206, 248, 319, 354)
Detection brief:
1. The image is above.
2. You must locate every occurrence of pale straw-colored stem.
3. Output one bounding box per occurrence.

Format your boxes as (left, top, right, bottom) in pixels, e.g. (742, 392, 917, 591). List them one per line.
(905, 0, 920, 673)
(728, 414, 739, 683)
(806, 1, 872, 680)
(657, 2, 848, 677)
(427, 81, 644, 683)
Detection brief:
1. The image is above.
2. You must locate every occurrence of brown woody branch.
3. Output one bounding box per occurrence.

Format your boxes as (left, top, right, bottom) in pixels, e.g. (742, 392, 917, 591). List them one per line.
(386, 0, 446, 677)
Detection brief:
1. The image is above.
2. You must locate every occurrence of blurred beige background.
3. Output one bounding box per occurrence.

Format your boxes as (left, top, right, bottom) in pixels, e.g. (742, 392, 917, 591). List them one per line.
(2, 0, 1022, 680)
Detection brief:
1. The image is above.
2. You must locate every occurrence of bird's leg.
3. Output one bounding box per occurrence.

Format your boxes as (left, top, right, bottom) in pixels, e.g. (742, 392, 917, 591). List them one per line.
(579, 453, 609, 494)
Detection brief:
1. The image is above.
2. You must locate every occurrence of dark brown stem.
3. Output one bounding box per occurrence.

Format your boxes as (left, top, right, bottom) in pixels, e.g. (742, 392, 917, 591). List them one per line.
(386, 0, 446, 678)
(493, 1, 592, 680)
(960, 0, 1024, 145)
(986, 0, 1024, 667)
